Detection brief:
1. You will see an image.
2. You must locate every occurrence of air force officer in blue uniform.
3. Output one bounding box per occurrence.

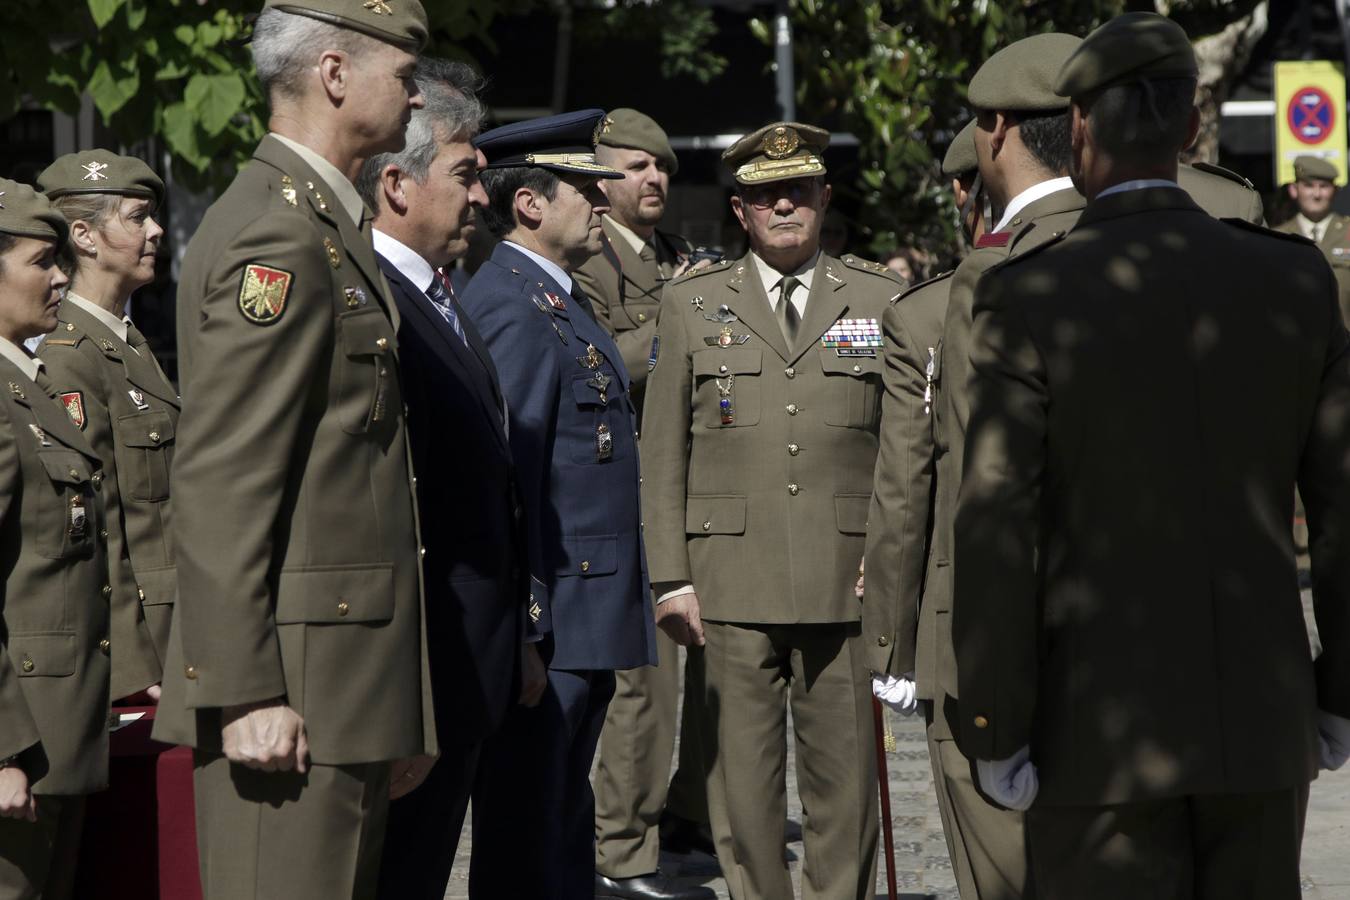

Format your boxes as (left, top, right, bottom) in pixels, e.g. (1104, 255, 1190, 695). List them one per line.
(461, 110, 658, 899)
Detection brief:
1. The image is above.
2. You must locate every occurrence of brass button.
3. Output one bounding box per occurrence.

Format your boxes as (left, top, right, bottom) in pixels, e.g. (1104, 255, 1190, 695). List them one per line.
(68, 468, 79, 479)
(787, 483, 800, 496)
(99, 529, 109, 540)
(787, 443, 800, 456)
(785, 367, 795, 378)
(101, 584, 112, 597)
(21, 658, 34, 673)
(702, 521, 712, 531)
(185, 665, 198, 680)
(637, 313, 648, 323)
(376, 337, 389, 352)
(148, 431, 161, 443)
(137, 586, 145, 601)
(852, 364, 862, 374)
(337, 601, 350, 617)
(786, 403, 798, 415)
(92, 473, 102, 487)
(974, 715, 989, 729)
(877, 635, 889, 647)
(419, 546, 426, 558)
(581, 560, 591, 573)
(719, 364, 728, 374)
(65, 322, 75, 332)
(411, 475, 418, 485)
(99, 638, 111, 654)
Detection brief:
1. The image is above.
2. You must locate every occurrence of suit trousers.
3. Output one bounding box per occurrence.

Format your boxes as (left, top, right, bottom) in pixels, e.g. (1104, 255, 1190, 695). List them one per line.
(594, 630, 708, 878)
(1026, 784, 1309, 900)
(470, 667, 617, 900)
(925, 719, 1031, 900)
(701, 620, 878, 900)
(376, 739, 481, 900)
(0, 796, 84, 900)
(193, 752, 392, 900)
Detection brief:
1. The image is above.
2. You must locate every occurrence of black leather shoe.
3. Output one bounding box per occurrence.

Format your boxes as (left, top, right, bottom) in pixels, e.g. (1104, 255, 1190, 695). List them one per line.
(594, 872, 715, 900)
(658, 813, 716, 857)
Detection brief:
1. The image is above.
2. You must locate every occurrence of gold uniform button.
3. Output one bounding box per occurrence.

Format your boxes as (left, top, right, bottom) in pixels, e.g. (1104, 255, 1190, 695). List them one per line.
(99, 529, 109, 540)
(65, 322, 75, 332)
(337, 601, 350, 617)
(21, 659, 34, 673)
(852, 364, 862, 373)
(973, 715, 989, 729)
(786, 403, 798, 415)
(580, 560, 591, 573)
(101, 585, 112, 597)
(376, 337, 389, 352)
(787, 443, 800, 456)
(788, 483, 800, 496)
(877, 635, 889, 647)
(185, 665, 198, 680)
(637, 313, 648, 323)
(702, 521, 712, 531)
(137, 586, 145, 601)
(719, 364, 728, 374)
(92, 473, 103, 487)
(68, 468, 79, 479)
(784, 367, 795, 378)
(148, 431, 161, 443)
(419, 547, 427, 558)
(99, 639, 111, 654)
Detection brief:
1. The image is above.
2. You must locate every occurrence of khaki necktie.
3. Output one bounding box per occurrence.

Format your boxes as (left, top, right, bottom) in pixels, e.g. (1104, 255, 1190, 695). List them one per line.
(776, 276, 802, 346)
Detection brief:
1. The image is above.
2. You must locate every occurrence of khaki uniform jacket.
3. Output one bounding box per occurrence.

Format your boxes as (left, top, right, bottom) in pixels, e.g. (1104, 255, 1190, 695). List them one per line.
(574, 220, 690, 408)
(153, 135, 436, 765)
(0, 358, 110, 795)
(920, 189, 1085, 739)
(42, 304, 179, 698)
(861, 273, 950, 677)
(1275, 213, 1350, 324)
(1177, 162, 1264, 225)
(954, 187, 1350, 805)
(641, 251, 903, 623)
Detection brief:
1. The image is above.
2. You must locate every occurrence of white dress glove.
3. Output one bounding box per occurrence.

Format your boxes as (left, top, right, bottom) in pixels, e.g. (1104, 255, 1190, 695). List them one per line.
(975, 745, 1039, 811)
(871, 673, 918, 716)
(1318, 711, 1350, 771)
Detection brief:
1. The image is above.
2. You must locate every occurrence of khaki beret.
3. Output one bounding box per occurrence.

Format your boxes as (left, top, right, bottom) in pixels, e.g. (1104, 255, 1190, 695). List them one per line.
(722, 122, 829, 186)
(1054, 12, 1197, 99)
(1294, 155, 1339, 183)
(942, 119, 979, 177)
(0, 179, 69, 245)
(596, 109, 679, 176)
(968, 33, 1082, 113)
(39, 151, 165, 208)
(264, 0, 428, 51)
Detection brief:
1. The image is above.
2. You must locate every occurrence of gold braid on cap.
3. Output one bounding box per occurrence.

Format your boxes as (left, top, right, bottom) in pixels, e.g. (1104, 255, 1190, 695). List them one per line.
(525, 152, 620, 176)
(735, 155, 824, 184)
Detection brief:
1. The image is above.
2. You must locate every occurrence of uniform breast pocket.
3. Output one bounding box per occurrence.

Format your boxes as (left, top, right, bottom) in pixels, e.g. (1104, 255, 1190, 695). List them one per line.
(115, 409, 174, 502)
(821, 351, 883, 429)
(568, 374, 630, 465)
(693, 348, 761, 428)
(335, 308, 396, 435)
(35, 449, 97, 560)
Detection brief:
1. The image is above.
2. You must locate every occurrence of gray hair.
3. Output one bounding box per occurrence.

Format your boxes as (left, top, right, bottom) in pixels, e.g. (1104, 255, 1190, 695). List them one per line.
(250, 8, 374, 102)
(355, 58, 486, 209)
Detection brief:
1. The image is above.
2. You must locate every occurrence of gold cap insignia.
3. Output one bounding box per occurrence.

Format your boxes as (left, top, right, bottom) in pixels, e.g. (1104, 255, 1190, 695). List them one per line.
(593, 115, 614, 146)
(761, 126, 800, 160)
(363, 0, 394, 15)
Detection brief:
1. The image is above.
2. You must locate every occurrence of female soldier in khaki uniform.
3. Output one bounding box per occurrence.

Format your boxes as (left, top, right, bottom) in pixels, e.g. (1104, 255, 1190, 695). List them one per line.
(38, 153, 177, 702)
(0, 178, 111, 899)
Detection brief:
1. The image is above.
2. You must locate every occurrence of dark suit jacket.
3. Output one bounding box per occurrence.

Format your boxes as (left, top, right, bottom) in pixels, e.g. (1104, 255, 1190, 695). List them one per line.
(380, 253, 525, 746)
(954, 186, 1350, 805)
(460, 242, 656, 673)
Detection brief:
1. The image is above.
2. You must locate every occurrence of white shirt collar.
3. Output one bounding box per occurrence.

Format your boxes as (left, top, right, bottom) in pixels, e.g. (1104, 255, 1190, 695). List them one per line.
(604, 215, 649, 257)
(1096, 178, 1180, 200)
(1296, 212, 1329, 241)
(64, 292, 129, 342)
(0, 336, 42, 383)
(993, 177, 1077, 233)
(751, 250, 819, 317)
(271, 133, 367, 228)
(372, 230, 435, 295)
(504, 241, 573, 295)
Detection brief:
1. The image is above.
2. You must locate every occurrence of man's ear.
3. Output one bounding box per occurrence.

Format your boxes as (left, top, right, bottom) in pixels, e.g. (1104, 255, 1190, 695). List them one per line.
(820, 181, 832, 210)
(318, 50, 349, 102)
(381, 164, 409, 215)
(990, 112, 1011, 156)
(1287, 183, 1299, 202)
(729, 194, 749, 232)
(1182, 105, 1201, 155)
(513, 186, 545, 229)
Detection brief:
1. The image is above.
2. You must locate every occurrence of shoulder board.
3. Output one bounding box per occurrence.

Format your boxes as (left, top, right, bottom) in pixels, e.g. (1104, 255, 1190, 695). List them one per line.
(1192, 161, 1255, 190)
(985, 230, 1069, 274)
(892, 270, 954, 305)
(841, 255, 903, 283)
(673, 257, 734, 283)
(1222, 217, 1314, 244)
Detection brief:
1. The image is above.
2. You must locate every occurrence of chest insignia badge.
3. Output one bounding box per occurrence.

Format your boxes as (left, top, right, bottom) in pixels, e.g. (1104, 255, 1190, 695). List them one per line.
(577, 343, 603, 369)
(127, 389, 149, 411)
(703, 304, 738, 323)
(60, 392, 87, 428)
(28, 424, 51, 446)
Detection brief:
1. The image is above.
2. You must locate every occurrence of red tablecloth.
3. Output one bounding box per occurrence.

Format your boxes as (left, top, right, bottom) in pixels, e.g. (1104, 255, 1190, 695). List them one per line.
(74, 706, 201, 900)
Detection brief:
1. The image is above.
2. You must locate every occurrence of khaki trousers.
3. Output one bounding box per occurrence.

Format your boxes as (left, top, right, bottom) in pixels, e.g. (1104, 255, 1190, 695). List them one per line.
(594, 629, 708, 877)
(0, 796, 84, 900)
(1026, 785, 1308, 900)
(194, 752, 391, 900)
(701, 621, 877, 900)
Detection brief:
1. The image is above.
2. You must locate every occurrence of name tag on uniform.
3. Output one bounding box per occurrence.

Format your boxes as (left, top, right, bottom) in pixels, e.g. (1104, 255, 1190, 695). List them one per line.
(821, 317, 882, 356)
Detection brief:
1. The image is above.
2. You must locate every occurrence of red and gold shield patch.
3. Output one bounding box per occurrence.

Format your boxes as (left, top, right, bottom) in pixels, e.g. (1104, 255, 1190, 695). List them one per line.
(238, 264, 293, 325)
(59, 391, 86, 430)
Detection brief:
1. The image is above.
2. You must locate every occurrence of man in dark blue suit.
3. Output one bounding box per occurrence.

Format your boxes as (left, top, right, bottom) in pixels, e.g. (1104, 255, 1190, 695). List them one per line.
(357, 59, 543, 900)
(460, 110, 659, 900)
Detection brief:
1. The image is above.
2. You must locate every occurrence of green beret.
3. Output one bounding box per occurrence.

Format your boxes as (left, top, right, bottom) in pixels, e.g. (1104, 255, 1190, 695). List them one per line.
(722, 122, 829, 186)
(969, 33, 1083, 112)
(1294, 155, 1339, 183)
(38, 151, 165, 209)
(1054, 12, 1197, 99)
(942, 119, 979, 177)
(264, 0, 428, 51)
(596, 109, 679, 176)
(0, 179, 69, 246)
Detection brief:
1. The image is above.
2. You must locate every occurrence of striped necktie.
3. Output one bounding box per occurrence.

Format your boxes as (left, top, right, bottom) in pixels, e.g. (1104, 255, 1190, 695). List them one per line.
(427, 272, 468, 346)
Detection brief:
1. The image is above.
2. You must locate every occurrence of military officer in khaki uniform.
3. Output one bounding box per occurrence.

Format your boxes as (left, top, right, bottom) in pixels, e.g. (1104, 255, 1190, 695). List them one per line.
(1276, 155, 1350, 322)
(37, 152, 177, 703)
(150, 3, 436, 898)
(642, 122, 904, 900)
(0, 179, 111, 900)
(955, 15, 1350, 897)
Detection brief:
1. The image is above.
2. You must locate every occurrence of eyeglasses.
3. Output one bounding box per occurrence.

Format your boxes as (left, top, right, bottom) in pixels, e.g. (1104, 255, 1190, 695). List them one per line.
(740, 179, 820, 209)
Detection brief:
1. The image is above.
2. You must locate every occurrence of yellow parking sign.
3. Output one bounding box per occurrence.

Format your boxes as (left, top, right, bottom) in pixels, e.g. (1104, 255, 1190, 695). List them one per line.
(1275, 60, 1348, 186)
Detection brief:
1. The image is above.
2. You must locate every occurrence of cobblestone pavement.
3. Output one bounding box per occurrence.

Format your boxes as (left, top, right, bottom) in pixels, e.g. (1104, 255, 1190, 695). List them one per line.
(444, 589, 1350, 898)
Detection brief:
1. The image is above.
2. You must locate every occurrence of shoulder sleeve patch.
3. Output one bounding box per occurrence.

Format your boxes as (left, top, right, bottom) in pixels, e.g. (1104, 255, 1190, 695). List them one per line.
(59, 392, 86, 430)
(238, 264, 293, 325)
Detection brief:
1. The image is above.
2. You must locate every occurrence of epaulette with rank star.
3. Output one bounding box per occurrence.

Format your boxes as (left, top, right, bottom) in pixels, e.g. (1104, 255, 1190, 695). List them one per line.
(1192, 161, 1255, 190)
(841, 254, 904, 284)
(673, 257, 734, 283)
(892, 270, 954, 306)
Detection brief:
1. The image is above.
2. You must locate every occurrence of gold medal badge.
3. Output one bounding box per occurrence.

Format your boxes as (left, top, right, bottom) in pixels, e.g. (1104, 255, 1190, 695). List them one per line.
(238, 264, 293, 325)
